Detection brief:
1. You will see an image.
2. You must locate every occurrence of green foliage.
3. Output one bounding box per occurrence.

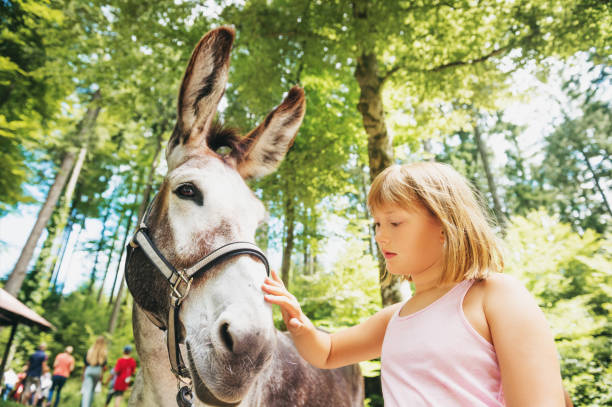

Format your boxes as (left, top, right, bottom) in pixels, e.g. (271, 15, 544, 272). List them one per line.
(0, 0, 67, 213)
(291, 237, 381, 330)
(538, 98, 612, 234)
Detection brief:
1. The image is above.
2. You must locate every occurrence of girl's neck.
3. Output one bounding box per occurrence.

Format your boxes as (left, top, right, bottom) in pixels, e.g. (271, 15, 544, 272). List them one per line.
(410, 259, 451, 295)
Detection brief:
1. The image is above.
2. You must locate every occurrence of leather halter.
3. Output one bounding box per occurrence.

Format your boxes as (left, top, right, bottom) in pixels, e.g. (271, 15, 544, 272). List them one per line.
(124, 194, 270, 407)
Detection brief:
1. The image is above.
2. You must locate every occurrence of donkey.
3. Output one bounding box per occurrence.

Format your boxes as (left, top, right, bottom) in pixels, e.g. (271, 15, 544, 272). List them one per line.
(124, 27, 364, 407)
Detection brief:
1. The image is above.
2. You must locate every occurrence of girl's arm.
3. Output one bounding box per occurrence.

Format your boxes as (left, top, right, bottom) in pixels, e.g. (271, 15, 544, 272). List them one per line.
(484, 273, 565, 406)
(262, 270, 400, 369)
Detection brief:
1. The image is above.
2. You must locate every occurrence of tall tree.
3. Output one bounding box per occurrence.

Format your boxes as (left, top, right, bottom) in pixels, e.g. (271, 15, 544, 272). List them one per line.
(473, 117, 506, 232)
(222, 0, 610, 305)
(4, 91, 101, 296)
(3, 151, 75, 296)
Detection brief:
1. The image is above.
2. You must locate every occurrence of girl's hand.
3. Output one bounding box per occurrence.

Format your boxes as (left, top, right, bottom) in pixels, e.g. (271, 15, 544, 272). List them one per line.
(262, 270, 310, 335)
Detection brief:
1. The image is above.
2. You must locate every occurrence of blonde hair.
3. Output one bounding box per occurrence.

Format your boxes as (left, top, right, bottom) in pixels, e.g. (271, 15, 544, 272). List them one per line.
(367, 162, 504, 283)
(86, 336, 107, 366)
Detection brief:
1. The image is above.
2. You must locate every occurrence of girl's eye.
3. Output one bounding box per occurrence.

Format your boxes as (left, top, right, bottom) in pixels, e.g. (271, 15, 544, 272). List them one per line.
(176, 184, 195, 197)
(373, 222, 380, 228)
(391, 222, 401, 227)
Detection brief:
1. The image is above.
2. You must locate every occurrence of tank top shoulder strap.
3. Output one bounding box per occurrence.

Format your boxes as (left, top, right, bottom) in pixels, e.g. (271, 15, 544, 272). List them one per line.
(390, 278, 475, 322)
(455, 278, 476, 302)
(435, 278, 474, 311)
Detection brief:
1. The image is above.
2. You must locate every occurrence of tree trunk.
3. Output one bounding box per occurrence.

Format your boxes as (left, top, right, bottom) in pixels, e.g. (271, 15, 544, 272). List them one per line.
(107, 122, 165, 318)
(4, 151, 76, 296)
(109, 170, 143, 306)
(52, 215, 85, 293)
(359, 165, 377, 259)
(43, 90, 101, 275)
(87, 198, 114, 292)
(280, 195, 295, 288)
(354, 49, 403, 306)
(507, 131, 527, 180)
(108, 208, 134, 306)
(49, 196, 81, 283)
(0, 324, 17, 387)
(473, 121, 506, 232)
(108, 274, 126, 334)
(42, 145, 88, 275)
(137, 124, 165, 223)
(108, 179, 142, 331)
(49, 212, 76, 288)
(97, 210, 126, 303)
(578, 147, 612, 218)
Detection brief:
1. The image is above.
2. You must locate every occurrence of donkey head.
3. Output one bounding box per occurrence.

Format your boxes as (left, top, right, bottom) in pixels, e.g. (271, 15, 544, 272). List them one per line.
(125, 26, 305, 404)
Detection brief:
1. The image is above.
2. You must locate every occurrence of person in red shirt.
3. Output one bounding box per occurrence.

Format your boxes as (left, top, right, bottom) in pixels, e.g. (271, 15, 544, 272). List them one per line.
(104, 345, 136, 407)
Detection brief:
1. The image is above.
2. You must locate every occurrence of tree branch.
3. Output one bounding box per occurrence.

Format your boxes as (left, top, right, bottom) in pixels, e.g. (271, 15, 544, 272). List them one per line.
(429, 45, 510, 72)
(381, 44, 512, 83)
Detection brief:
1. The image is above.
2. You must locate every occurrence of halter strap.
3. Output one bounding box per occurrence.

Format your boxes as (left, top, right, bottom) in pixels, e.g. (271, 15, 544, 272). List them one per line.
(124, 194, 270, 407)
(131, 228, 269, 301)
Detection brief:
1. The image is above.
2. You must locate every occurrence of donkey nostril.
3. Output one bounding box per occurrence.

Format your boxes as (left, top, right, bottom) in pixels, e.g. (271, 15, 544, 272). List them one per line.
(220, 322, 234, 352)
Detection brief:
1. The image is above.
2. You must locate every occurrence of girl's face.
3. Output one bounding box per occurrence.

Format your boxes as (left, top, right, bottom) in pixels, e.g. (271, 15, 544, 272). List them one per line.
(372, 202, 444, 279)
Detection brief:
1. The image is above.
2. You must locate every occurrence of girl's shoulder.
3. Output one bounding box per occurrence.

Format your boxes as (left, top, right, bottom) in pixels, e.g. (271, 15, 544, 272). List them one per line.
(474, 273, 540, 320)
(474, 272, 526, 296)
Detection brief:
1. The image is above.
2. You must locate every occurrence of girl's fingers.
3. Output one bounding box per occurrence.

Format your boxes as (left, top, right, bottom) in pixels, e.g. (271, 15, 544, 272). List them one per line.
(263, 294, 301, 316)
(262, 273, 303, 329)
(270, 269, 284, 286)
(261, 283, 285, 296)
(262, 285, 299, 306)
(288, 318, 303, 329)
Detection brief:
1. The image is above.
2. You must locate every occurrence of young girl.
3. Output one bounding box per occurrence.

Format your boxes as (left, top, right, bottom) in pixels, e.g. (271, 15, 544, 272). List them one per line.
(262, 162, 567, 406)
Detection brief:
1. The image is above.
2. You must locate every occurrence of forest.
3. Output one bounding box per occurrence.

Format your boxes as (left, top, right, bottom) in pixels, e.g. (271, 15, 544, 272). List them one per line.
(0, 0, 610, 406)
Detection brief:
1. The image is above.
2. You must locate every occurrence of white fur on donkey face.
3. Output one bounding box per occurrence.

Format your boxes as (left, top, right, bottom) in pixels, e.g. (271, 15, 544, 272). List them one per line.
(167, 159, 275, 401)
(165, 156, 274, 338)
(181, 254, 275, 361)
(166, 158, 266, 256)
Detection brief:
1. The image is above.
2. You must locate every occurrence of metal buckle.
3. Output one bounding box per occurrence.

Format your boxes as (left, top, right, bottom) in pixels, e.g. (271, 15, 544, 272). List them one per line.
(170, 270, 192, 305)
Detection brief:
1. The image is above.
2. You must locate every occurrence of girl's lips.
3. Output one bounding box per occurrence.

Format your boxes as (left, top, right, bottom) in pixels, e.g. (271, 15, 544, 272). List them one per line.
(383, 251, 397, 259)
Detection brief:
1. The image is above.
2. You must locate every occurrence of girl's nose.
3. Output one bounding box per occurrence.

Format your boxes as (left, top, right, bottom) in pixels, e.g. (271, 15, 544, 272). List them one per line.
(375, 228, 388, 245)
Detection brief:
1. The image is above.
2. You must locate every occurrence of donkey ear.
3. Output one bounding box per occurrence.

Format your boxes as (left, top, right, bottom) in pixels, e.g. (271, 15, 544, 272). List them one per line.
(233, 86, 306, 180)
(167, 27, 234, 157)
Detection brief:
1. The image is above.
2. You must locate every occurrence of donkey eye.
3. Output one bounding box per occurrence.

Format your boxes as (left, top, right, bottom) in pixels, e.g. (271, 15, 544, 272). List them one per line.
(174, 183, 203, 206)
(176, 183, 195, 197)
(215, 145, 232, 156)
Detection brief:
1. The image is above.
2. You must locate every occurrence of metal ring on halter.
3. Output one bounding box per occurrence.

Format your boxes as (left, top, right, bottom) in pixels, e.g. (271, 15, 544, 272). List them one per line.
(124, 193, 270, 407)
(170, 270, 192, 304)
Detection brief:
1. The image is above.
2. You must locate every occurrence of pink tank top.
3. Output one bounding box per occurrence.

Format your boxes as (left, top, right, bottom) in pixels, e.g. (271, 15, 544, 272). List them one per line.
(381, 279, 505, 406)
